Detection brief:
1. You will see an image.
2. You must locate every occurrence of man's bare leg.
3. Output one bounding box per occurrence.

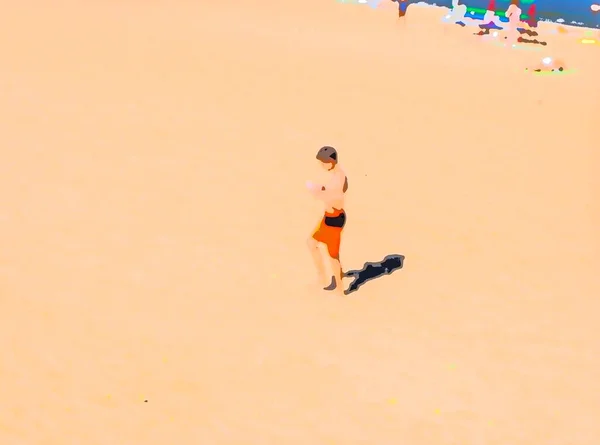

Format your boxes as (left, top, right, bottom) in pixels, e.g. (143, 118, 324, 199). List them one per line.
(307, 238, 328, 287)
(328, 257, 344, 295)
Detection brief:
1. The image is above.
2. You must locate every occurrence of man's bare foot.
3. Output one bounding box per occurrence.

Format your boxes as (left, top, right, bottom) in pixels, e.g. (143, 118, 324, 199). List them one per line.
(323, 276, 337, 291)
(324, 276, 345, 295)
(310, 275, 330, 291)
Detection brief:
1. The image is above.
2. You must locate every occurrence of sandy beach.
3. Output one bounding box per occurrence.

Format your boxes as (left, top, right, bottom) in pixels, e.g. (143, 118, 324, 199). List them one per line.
(1, 1, 599, 444)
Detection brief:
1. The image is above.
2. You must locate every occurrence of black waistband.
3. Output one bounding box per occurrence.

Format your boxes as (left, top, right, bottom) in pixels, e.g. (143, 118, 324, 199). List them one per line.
(324, 211, 346, 228)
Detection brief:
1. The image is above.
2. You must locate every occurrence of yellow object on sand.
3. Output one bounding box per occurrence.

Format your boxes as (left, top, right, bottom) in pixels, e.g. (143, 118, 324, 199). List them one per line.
(557, 26, 568, 34)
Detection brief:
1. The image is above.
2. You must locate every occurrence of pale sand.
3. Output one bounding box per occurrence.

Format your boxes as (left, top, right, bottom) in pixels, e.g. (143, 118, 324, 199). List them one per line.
(1, 1, 599, 444)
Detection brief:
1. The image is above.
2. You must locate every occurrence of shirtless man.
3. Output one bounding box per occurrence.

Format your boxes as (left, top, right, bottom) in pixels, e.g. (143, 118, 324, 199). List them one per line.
(306, 146, 348, 295)
(504, 0, 522, 46)
(448, 0, 467, 24)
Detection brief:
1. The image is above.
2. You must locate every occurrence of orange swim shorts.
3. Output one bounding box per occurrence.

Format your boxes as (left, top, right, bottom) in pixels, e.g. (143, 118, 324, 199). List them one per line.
(312, 208, 346, 259)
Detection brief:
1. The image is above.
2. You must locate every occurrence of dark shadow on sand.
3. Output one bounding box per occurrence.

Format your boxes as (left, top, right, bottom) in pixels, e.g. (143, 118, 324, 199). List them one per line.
(343, 254, 405, 295)
(474, 27, 547, 45)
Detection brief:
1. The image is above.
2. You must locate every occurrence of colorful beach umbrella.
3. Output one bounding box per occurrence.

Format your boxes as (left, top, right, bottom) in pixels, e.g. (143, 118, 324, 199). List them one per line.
(527, 4, 537, 26)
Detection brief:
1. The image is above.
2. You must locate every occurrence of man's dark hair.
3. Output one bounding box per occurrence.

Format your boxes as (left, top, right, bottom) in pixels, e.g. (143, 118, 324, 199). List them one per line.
(316, 146, 338, 163)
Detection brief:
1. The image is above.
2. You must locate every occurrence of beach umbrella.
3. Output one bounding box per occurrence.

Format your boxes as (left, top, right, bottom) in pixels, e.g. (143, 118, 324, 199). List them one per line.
(487, 0, 496, 12)
(527, 4, 537, 27)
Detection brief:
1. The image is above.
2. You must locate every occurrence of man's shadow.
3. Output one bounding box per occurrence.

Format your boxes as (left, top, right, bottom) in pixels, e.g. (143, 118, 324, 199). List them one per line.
(340, 254, 405, 295)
